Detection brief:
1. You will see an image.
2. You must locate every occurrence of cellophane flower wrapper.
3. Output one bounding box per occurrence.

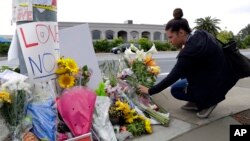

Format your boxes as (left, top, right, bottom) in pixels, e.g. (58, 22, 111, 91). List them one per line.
(92, 96, 117, 141)
(26, 98, 56, 141)
(0, 70, 33, 140)
(26, 81, 57, 141)
(57, 86, 96, 137)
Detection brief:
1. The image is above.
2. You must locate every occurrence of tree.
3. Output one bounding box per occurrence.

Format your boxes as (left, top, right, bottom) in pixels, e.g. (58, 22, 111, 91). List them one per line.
(216, 30, 234, 44)
(242, 35, 250, 48)
(237, 24, 250, 39)
(194, 16, 221, 36)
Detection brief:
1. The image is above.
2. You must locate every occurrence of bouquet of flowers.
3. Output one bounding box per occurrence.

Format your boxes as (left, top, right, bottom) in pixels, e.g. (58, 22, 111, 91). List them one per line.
(55, 57, 92, 90)
(55, 57, 96, 140)
(109, 100, 152, 136)
(123, 43, 160, 88)
(0, 70, 32, 140)
(122, 44, 170, 126)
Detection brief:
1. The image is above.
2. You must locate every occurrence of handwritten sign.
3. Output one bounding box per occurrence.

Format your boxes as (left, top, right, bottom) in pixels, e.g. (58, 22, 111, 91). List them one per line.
(12, 1, 33, 22)
(17, 22, 60, 81)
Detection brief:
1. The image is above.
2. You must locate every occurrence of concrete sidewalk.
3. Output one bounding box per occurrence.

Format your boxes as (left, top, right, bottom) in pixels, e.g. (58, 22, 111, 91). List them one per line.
(132, 77, 250, 141)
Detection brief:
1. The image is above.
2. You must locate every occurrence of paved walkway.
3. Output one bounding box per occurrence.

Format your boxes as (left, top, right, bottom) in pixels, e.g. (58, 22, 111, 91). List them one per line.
(132, 77, 250, 141)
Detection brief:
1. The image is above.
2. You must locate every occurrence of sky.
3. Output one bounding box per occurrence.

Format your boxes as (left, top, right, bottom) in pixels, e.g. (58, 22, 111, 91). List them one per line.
(0, 0, 250, 35)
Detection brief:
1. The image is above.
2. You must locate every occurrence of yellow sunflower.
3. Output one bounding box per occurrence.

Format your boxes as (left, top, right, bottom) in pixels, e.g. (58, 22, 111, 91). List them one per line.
(58, 74, 75, 88)
(55, 67, 67, 75)
(57, 57, 66, 66)
(65, 58, 79, 74)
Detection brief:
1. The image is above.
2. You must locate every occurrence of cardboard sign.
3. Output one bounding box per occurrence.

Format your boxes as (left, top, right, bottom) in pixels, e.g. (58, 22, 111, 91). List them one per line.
(59, 24, 102, 90)
(16, 22, 60, 82)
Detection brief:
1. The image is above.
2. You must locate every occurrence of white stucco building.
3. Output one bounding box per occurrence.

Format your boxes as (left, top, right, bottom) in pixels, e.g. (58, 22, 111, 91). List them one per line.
(2, 21, 167, 42)
(59, 21, 167, 42)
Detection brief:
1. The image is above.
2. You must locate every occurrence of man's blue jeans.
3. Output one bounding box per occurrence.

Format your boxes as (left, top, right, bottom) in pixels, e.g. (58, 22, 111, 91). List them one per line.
(170, 79, 194, 102)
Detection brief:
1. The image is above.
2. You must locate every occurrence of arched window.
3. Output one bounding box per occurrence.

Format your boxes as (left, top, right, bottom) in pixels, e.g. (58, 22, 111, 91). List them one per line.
(153, 32, 161, 40)
(118, 31, 128, 42)
(105, 30, 114, 40)
(92, 30, 101, 40)
(142, 31, 150, 39)
(130, 31, 139, 40)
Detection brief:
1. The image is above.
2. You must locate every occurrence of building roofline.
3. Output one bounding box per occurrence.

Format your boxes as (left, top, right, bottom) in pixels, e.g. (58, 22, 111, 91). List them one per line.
(58, 21, 166, 27)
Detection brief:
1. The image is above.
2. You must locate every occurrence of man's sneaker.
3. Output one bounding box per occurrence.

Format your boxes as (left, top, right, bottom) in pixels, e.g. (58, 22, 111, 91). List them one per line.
(196, 104, 218, 118)
(181, 102, 198, 110)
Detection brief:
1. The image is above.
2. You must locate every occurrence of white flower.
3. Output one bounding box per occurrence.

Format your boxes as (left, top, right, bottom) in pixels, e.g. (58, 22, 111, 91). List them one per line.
(104, 80, 111, 88)
(124, 48, 135, 59)
(146, 43, 158, 55)
(136, 49, 146, 61)
(129, 43, 138, 52)
(1, 79, 32, 94)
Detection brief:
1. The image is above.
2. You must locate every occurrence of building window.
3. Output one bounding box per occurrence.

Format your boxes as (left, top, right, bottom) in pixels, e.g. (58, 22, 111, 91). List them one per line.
(118, 31, 128, 42)
(142, 31, 150, 39)
(164, 34, 167, 40)
(92, 30, 101, 40)
(153, 32, 161, 40)
(105, 30, 114, 40)
(130, 31, 139, 40)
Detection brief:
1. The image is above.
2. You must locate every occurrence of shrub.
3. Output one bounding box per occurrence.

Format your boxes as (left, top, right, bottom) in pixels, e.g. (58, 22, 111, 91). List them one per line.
(153, 41, 172, 51)
(138, 38, 152, 51)
(110, 37, 124, 47)
(93, 39, 112, 52)
(0, 43, 10, 56)
(242, 35, 250, 49)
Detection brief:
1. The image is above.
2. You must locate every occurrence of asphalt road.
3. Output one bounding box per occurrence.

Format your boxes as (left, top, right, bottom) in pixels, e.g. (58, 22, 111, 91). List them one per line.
(1, 50, 250, 82)
(97, 50, 250, 82)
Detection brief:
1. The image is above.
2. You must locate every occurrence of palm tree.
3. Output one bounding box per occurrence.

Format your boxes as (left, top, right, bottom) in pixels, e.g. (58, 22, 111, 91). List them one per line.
(194, 16, 221, 36)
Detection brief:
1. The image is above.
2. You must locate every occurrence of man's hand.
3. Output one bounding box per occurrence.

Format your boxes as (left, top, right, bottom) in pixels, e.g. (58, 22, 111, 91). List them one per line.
(138, 85, 149, 94)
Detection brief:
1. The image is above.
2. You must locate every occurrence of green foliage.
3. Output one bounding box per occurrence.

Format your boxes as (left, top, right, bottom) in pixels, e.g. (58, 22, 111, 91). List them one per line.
(79, 65, 91, 86)
(237, 24, 250, 39)
(99, 60, 118, 87)
(129, 60, 156, 88)
(93, 38, 177, 52)
(0, 43, 10, 56)
(110, 37, 124, 47)
(0, 66, 20, 73)
(138, 38, 152, 51)
(95, 82, 107, 96)
(235, 37, 245, 49)
(93, 38, 124, 52)
(216, 30, 234, 44)
(126, 120, 146, 136)
(93, 39, 112, 52)
(242, 35, 250, 48)
(1, 90, 26, 127)
(153, 41, 172, 51)
(194, 16, 221, 36)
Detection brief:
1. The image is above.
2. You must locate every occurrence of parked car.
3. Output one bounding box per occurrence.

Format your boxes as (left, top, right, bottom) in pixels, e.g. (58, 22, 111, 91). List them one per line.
(111, 43, 139, 54)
